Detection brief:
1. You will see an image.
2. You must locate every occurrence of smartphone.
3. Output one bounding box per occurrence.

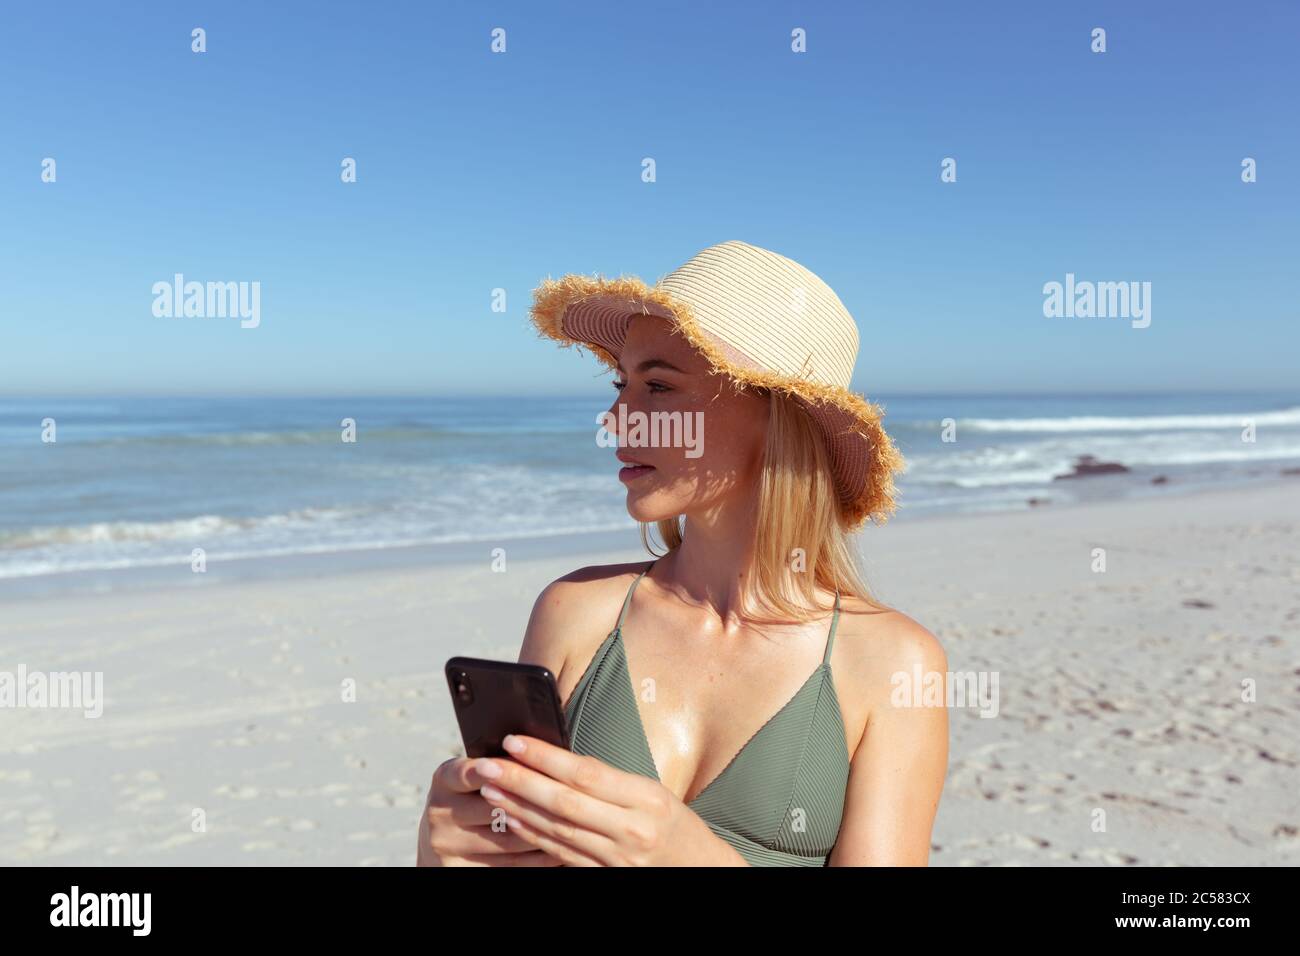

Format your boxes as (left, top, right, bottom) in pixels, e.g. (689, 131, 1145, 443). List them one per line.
(445, 656, 571, 759)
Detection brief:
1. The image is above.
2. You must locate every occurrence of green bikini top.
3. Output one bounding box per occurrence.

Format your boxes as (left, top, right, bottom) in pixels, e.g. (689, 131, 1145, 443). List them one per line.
(563, 559, 851, 866)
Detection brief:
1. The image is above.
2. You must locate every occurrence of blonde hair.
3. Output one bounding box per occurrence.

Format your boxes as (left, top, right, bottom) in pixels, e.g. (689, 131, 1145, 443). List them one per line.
(638, 389, 893, 624)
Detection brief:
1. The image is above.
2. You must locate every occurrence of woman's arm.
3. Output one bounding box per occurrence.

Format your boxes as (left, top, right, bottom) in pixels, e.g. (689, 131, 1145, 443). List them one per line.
(516, 574, 588, 687)
(828, 613, 950, 866)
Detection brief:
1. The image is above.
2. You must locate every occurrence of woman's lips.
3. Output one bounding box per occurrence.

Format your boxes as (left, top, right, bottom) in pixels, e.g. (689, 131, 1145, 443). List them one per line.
(618, 464, 655, 483)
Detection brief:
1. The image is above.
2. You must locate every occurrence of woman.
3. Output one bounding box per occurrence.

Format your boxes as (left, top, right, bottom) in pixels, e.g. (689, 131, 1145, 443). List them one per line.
(419, 240, 948, 866)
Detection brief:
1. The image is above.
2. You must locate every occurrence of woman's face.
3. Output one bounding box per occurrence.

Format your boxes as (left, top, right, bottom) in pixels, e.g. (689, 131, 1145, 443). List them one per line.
(603, 313, 769, 523)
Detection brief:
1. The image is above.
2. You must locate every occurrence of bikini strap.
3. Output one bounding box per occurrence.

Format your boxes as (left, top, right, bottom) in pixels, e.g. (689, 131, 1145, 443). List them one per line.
(614, 559, 657, 633)
(822, 588, 841, 666)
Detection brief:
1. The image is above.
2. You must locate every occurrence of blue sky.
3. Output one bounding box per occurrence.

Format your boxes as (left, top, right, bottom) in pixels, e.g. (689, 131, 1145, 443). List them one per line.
(1, 0, 1296, 396)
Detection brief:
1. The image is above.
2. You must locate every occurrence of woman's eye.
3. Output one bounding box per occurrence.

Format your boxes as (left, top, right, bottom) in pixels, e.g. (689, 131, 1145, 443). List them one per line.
(611, 380, 670, 393)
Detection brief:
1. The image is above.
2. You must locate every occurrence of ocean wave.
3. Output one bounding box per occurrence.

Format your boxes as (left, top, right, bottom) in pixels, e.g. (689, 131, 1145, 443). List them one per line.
(956, 406, 1300, 433)
(87, 428, 436, 447)
(906, 440, 1300, 486)
(55, 424, 597, 447)
(0, 518, 640, 579)
(0, 508, 358, 550)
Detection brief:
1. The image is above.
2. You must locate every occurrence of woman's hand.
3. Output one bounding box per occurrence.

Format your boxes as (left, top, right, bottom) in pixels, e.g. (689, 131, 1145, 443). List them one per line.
(472, 734, 749, 866)
(417, 754, 566, 866)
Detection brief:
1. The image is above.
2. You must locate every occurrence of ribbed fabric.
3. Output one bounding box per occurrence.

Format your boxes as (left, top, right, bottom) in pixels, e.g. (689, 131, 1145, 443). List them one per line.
(659, 240, 860, 387)
(557, 240, 874, 511)
(564, 561, 851, 866)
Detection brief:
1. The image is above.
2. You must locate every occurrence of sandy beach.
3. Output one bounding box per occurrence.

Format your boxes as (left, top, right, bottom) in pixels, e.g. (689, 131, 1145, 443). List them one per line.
(1, 478, 1297, 866)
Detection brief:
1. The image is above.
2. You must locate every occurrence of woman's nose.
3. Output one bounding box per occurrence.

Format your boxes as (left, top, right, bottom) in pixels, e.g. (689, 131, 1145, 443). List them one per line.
(604, 392, 641, 436)
(601, 395, 626, 442)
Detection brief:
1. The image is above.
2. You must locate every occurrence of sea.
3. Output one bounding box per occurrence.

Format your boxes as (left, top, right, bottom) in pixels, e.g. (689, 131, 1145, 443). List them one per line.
(1, 392, 1297, 585)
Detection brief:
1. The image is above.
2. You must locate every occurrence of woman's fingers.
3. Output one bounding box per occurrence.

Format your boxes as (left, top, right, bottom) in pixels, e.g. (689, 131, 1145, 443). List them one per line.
(501, 735, 645, 808)
(501, 812, 606, 867)
(478, 748, 638, 844)
(449, 850, 569, 867)
(424, 751, 608, 865)
(434, 755, 492, 794)
(423, 778, 542, 857)
(421, 809, 541, 859)
(479, 780, 614, 865)
(432, 819, 543, 857)
(434, 787, 504, 825)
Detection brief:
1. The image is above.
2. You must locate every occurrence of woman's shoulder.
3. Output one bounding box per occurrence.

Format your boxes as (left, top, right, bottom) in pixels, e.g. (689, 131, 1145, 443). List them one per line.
(537, 559, 654, 614)
(833, 596, 948, 720)
(839, 597, 946, 666)
(518, 560, 654, 689)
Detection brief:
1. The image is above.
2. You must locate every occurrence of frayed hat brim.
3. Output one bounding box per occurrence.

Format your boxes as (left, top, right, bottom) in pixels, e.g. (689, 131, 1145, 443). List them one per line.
(529, 272, 906, 529)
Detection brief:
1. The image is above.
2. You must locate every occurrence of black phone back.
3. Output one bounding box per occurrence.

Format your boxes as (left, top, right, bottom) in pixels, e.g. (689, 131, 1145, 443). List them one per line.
(445, 656, 571, 759)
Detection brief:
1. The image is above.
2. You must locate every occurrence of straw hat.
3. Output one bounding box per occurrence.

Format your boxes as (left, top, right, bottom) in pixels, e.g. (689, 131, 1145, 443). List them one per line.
(528, 239, 906, 529)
